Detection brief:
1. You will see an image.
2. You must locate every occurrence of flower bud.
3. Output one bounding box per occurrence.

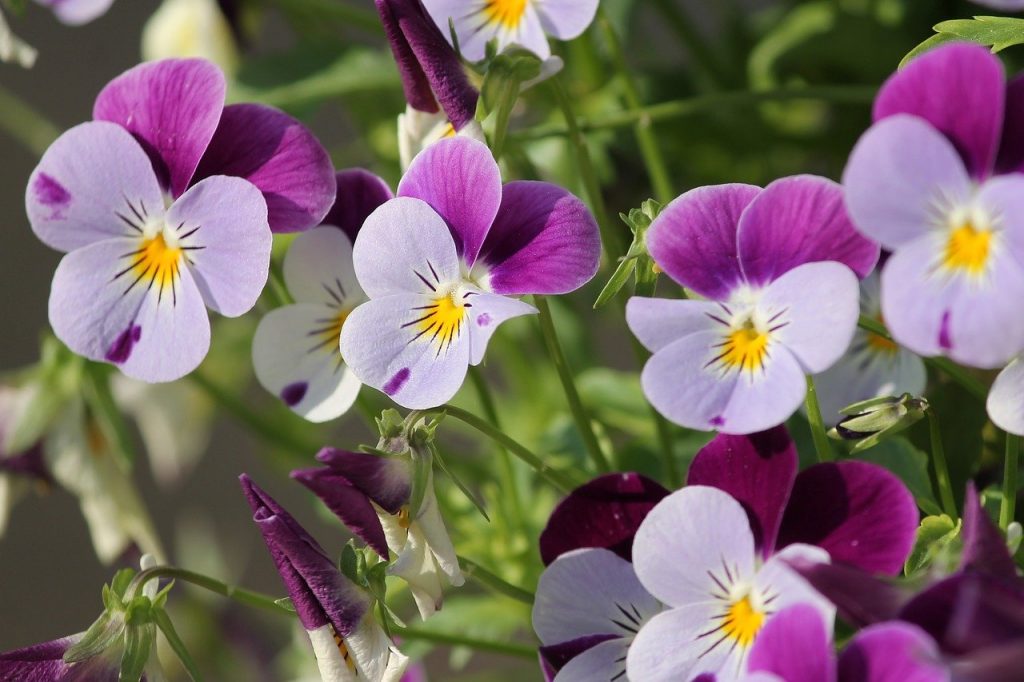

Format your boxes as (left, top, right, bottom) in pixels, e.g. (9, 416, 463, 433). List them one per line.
(829, 393, 929, 452)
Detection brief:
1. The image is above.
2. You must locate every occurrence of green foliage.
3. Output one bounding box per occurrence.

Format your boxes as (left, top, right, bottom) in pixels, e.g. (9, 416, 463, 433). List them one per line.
(904, 16, 1024, 67)
(904, 514, 961, 576)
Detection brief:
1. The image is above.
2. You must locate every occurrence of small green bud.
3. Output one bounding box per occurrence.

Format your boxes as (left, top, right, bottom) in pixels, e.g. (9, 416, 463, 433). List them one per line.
(376, 409, 405, 440)
(828, 393, 929, 453)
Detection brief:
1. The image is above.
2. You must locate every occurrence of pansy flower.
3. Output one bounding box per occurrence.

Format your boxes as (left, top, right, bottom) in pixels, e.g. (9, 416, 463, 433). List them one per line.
(340, 136, 600, 409)
(627, 177, 879, 434)
(625, 426, 918, 681)
(0, 635, 121, 681)
(253, 170, 392, 422)
(241, 475, 410, 682)
(843, 43, 1024, 369)
(421, 0, 598, 62)
(34, 0, 115, 25)
(813, 271, 927, 424)
(293, 447, 464, 619)
(533, 473, 669, 682)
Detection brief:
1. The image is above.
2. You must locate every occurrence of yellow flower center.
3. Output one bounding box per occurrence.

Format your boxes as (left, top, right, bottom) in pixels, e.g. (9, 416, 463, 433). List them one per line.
(865, 315, 897, 355)
(397, 506, 412, 529)
(719, 322, 770, 373)
(944, 222, 992, 275)
(720, 596, 765, 648)
(132, 233, 182, 294)
(310, 309, 350, 355)
(413, 291, 467, 352)
(485, 0, 527, 28)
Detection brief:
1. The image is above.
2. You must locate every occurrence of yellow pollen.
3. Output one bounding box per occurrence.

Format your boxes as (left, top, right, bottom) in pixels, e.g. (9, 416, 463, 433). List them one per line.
(413, 291, 466, 351)
(441, 122, 457, 139)
(397, 506, 411, 529)
(330, 626, 357, 673)
(484, 0, 527, 28)
(720, 596, 765, 648)
(719, 323, 770, 373)
(133, 233, 182, 292)
(944, 223, 992, 275)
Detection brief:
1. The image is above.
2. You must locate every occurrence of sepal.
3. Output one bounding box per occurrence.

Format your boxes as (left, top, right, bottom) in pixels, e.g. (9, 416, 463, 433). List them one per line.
(594, 199, 663, 308)
(829, 393, 929, 452)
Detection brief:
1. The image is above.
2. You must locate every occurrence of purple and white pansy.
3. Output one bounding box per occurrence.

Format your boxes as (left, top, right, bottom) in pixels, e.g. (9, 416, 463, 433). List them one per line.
(241, 475, 410, 682)
(34, 0, 115, 25)
(340, 136, 600, 409)
(253, 170, 393, 422)
(627, 177, 879, 435)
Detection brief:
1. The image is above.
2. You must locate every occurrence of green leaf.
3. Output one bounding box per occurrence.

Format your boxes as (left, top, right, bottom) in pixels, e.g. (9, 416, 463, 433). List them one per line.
(65, 610, 125, 663)
(904, 514, 961, 575)
(274, 597, 297, 613)
(82, 362, 137, 468)
(152, 609, 203, 682)
(902, 16, 1024, 68)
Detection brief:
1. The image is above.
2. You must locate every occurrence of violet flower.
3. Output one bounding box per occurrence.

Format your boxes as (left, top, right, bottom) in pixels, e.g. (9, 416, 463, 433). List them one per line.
(625, 426, 918, 681)
(339, 136, 600, 409)
(969, 0, 1024, 9)
(627, 178, 879, 434)
(843, 43, 1024, 370)
(0, 635, 121, 681)
(34, 0, 115, 25)
(241, 475, 410, 682)
(252, 170, 393, 422)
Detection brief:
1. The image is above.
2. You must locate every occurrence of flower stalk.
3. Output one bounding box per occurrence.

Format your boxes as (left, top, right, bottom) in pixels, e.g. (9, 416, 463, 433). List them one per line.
(1001, 433, 1020, 530)
(928, 410, 959, 519)
(804, 375, 834, 463)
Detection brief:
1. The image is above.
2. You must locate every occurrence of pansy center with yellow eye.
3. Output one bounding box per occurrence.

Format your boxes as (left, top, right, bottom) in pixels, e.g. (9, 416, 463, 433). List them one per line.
(698, 565, 775, 663)
(705, 301, 787, 376)
(942, 206, 996, 276)
(408, 286, 472, 354)
(485, 0, 528, 28)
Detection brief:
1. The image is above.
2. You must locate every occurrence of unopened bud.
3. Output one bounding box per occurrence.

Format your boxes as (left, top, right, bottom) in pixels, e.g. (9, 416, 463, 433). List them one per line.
(829, 393, 929, 453)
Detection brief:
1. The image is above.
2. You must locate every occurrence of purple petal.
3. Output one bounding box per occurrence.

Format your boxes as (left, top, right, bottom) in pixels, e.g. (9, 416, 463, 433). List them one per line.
(874, 43, 1004, 178)
(27, 122, 164, 252)
(93, 58, 226, 198)
(35, 0, 115, 25)
(323, 169, 394, 243)
(838, 622, 948, 682)
(997, 74, 1024, 174)
(747, 604, 836, 682)
(687, 427, 797, 557)
(777, 461, 918, 575)
(191, 104, 336, 234)
(538, 634, 618, 677)
(166, 176, 271, 317)
(961, 484, 1019, 581)
(315, 447, 413, 513)
(397, 137, 502, 267)
(538, 472, 670, 565)
(551, 639, 631, 682)
(950, 638, 1024, 682)
(788, 560, 910, 628)
(625, 297, 722, 354)
(478, 181, 600, 295)
(466, 292, 536, 365)
(291, 466, 390, 558)
(737, 175, 879, 286)
(645, 184, 757, 299)
(376, 0, 440, 114)
(535, 0, 599, 40)
(0, 634, 119, 681)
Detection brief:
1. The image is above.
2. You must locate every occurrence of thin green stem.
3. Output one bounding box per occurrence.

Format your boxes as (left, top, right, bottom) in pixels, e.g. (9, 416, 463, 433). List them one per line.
(1001, 434, 1020, 529)
(534, 296, 612, 474)
(597, 9, 674, 204)
(548, 78, 628, 257)
(266, 265, 293, 308)
(0, 82, 60, 157)
(805, 375, 834, 463)
(392, 627, 536, 659)
(927, 411, 958, 518)
(458, 555, 534, 604)
(468, 367, 525, 532)
(650, 0, 732, 86)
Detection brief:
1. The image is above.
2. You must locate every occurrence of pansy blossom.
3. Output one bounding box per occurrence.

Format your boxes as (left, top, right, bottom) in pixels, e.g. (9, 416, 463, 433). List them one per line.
(340, 136, 600, 409)
(627, 177, 879, 434)
(34, 0, 115, 25)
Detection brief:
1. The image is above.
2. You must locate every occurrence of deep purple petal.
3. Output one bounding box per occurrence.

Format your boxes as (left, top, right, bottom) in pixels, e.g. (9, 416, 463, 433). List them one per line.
(538, 634, 618, 677)
(538, 472, 669, 565)
(645, 183, 757, 299)
(777, 461, 918, 575)
(314, 448, 413, 513)
(737, 175, 879, 286)
(838, 622, 948, 682)
(191, 103, 336, 233)
(996, 74, 1024, 174)
(479, 181, 600, 295)
(291, 466, 391, 558)
(323, 169, 394, 243)
(376, 0, 439, 114)
(874, 43, 1005, 178)
(686, 427, 796, 558)
(960, 484, 1019, 582)
(950, 638, 1024, 682)
(93, 58, 226, 198)
(397, 137, 502, 267)
(747, 604, 836, 682)
(788, 559, 910, 628)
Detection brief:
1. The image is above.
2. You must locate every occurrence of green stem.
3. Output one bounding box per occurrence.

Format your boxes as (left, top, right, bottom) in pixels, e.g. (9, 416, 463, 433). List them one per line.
(650, 0, 732, 87)
(1001, 434, 1020, 529)
(805, 375, 834, 463)
(266, 265, 293, 308)
(549, 78, 628, 257)
(517, 86, 877, 141)
(468, 367, 525, 533)
(928, 411, 958, 519)
(597, 9, 674, 204)
(392, 627, 536, 659)
(458, 555, 534, 604)
(534, 296, 612, 474)
(0, 82, 60, 157)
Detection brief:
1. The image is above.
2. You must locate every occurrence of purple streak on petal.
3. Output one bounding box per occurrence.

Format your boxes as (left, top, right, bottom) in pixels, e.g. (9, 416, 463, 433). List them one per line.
(938, 311, 953, 350)
(280, 382, 308, 407)
(687, 427, 797, 558)
(33, 173, 71, 210)
(384, 368, 411, 396)
(479, 181, 600, 296)
(874, 43, 1005, 178)
(691, 675, 717, 682)
(191, 103, 336, 233)
(961, 484, 1020, 581)
(376, 0, 439, 114)
(788, 559, 910, 628)
(292, 467, 391, 558)
(997, 75, 1024, 174)
(314, 447, 413, 513)
(777, 461, 918, 575)
(476, 313, 492, 326)
(323, 169, 394, 243)
(645, 184, 757, 299)
(538, 634, 618, 676)
(738, 175, 880, 286)
(838, 622, 948, 682)
(104, 324, 142, 364)
(538, 472, 669, 565)
(93, 58, 226, 197)
(748, 604, 836, 682)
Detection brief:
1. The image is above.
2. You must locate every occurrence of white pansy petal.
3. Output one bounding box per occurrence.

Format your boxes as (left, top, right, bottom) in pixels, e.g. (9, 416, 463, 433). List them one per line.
(284, 226, 363, 307)
(466, 292, 537, 365)
(555, 639, 630, 682)
(753, 544, 835, 631)
(308, 624, 358, 682)
(625, 603, 734, 682)
(415, 476, 464, 587)
(346, 614, 410, 682)
(988, 356, 1024, 436)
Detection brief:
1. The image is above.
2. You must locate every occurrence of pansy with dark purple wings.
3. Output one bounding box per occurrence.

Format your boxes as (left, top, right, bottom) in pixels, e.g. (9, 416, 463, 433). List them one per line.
(339, 136, 601, 409)
(627, 177, 879, 435)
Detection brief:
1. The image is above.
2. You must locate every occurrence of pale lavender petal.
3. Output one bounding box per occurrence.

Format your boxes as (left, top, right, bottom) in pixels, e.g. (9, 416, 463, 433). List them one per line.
(539, 472, 669, 565)
(539, 635, 617, 680)
(645, 184, 758, 299)
(466, 292, 536, 365)
(49, 239, 211, 382)
(687, 427, 797, 557)
(27, 122, 164, 252)
(753, 544, 836, 635)
(625, 297, 721, 354)
(93, 58, 226, 197)
(838, 622, 948, 682)
(479, 181, 600, 295)
(397, 137, 502, 267)
(553, 639, 630, 682)
(747, 605, 836, 682)
(352, 197, 460, 298)
(738, 175, 879, 285)
(166, 175, 271, 317)
(843, 115, 973, 250)
(874, 43, 1004, 178)
(292, 465, 391, 558)
(192, 104, 336, 233)
(996, 75, 1024, 174)
(323, 169, 394, 243)
(778, 461, 918, 575)
(625, 603, 731, 681)
(988, 356, 1024, 436)
(423, 0, 549, 61)
(340, 293, 471, 409)
(283, 226, 363, 308)
(972, 0, 1024, 8)
(535, 0, 600, 40)
(35, 0, 115, 25)
(960, 484, 1019, 581)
